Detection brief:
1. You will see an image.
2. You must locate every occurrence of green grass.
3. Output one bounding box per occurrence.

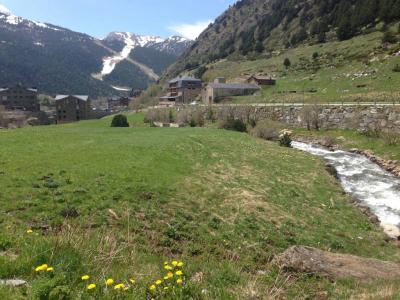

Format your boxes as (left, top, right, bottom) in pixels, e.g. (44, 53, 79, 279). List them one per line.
(1, 114, 400, 299)
(204, 31, 400, 104)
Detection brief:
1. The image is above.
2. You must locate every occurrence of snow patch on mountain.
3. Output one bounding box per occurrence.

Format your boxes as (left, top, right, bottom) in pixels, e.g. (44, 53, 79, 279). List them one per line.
(98, 32, 170, 79)
(0, 8, 62, 32)
(0, 4, 11, 15)
(100, 32, 137, 78)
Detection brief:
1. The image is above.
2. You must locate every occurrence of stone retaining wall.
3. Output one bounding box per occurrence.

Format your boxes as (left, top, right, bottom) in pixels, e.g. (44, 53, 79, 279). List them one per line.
(212, 105, 400, 132)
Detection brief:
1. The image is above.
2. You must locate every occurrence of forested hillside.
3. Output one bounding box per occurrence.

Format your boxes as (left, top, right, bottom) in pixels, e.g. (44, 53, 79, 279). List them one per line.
(166, 0, 400, 78)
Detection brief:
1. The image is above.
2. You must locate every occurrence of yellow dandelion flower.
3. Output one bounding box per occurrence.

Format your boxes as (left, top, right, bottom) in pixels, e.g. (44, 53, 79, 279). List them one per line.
(114, 283, 125, 290)
(155, 280, 162, 285)
(163, 261, 169, 265)
(177, 261, 184, 267)
(129, 278, 135, 284)
(27, 229, 33, 234)
(149, 284, 156, 291)
(175, 270, 183, 276)
(164, 286, 169, 290)
(176, 278, 183, 285)
(123, 286, 129, 291)
(46, 267, 54, 272)
(35, 266, 43, 272)
(105, 278, 114, 286)
(81, 275, 90, 281)
(164, 276, 169, 280)
(172, 261, 178, 266)
(164, 265, 172, 270)
(87, 283, 96, 290)
(167, 272, 173, 278)
(41, 264, 48, 269)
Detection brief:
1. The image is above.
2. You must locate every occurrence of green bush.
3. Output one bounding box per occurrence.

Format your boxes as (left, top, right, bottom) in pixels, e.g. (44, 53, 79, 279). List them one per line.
(382, 30, 397, 43)
(111, 114, 129, 127)
(219, 119, 247, 132)
(251, 120, 284, 141)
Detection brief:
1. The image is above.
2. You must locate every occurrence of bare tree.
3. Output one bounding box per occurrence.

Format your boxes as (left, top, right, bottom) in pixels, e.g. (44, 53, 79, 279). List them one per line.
(300, 104, 322, 130)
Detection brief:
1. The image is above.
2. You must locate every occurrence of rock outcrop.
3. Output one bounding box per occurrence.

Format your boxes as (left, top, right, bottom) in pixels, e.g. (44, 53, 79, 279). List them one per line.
(274, 246, 400, 282)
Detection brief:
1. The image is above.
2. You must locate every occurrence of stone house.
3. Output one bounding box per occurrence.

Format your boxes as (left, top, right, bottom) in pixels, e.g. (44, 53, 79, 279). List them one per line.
(0, 84, 40, 112)
(160, 76, 202, 105)
(55, 95, 91, 124)
(202, 78, 260, 104)
(247, 75, 276, 86)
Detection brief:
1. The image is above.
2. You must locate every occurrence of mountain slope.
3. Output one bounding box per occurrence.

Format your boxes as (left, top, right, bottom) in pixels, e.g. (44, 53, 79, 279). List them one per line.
(0, 9, 192, 96)
(166, 0, 400, 78)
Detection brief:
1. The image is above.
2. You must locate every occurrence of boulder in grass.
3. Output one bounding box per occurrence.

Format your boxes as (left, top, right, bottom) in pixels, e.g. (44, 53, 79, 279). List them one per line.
(273, 246, 400, 282)
(0, 279, 27, 287)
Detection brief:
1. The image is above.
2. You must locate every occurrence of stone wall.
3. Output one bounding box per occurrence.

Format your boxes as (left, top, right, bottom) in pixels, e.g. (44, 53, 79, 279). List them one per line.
(212, 105, 400, 133)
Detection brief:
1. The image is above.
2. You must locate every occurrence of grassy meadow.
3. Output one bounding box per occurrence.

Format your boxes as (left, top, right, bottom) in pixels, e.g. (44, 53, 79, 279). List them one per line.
(1, 114, 400, 299)
(203, 30, 400, 104)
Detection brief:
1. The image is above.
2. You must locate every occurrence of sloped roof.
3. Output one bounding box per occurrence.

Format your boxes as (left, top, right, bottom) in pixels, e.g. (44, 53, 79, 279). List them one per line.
(249, 75, 274, 80)
(169, 76, 201, 84)
(55, 95, 89, 101)
(208, 83, 260, 90)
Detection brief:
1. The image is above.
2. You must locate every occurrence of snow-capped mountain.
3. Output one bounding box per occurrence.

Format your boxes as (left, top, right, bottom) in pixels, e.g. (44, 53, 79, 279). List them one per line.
(98, 32, 192, 80)
(0, 6, 193, 96)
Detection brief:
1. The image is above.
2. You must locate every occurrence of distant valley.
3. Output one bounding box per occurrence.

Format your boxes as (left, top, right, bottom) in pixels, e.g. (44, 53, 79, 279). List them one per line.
(0, 8, 192, 97)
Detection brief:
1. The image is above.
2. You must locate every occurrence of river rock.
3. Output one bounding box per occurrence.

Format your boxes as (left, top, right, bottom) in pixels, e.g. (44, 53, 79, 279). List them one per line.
(0, 279, 27, 287)
(274, 246, 400, 282)
(325, 163, 339, 179)
(381, 224, 400, 240)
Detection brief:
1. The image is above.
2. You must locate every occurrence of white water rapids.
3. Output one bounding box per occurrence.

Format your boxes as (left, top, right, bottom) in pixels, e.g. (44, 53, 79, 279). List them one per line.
(292, 141, 400, 233)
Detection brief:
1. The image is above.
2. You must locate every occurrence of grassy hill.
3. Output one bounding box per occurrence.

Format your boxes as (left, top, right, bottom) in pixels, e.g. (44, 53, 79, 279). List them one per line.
(1, 115, 400, 299)
(202, 30, 400, 104)
(162, 0, 400, 104)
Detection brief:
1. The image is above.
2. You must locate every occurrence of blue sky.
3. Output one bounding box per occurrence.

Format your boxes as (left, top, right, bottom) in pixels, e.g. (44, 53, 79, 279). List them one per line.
(0, 0, 236, 39)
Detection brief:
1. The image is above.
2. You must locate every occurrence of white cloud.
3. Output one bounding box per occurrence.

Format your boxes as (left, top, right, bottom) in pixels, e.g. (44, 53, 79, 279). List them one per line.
(0, 4, 11, 15)
(168, 20, 211, 40)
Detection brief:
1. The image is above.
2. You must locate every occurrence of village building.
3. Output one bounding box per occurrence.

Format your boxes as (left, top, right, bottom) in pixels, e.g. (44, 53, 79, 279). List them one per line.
(108, 96, 130, 112)
(0, 84, 40, 112)
(130, 89, 142, 98)
(247, 75, 276, 86)
(55, 95, 91, 124)
(202, 78, 260, 104)
(160, 76, 202, 105)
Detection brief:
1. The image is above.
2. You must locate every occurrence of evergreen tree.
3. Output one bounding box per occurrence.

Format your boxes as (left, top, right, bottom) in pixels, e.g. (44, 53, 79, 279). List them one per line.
(284, 58, 291, 68)
(337, 15, 355, 40)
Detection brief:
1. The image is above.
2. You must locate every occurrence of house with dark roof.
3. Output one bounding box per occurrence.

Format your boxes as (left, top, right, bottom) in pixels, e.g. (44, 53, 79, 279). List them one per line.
(107, 96, 130, 112)
(247, 75, 276, 86)
(55, 95, 90, 124)
(202, 78, 260, 104)
(0, 84, 40, 112)
(160, 76, 202, 105)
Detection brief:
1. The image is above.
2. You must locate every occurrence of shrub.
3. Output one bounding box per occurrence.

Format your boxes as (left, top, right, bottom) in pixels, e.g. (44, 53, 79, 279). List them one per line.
(300, 105, 322, 130)
(111, 114, 129, 127)
(176, 108, 205, 127)
(322, 136, 338, 148)
(279, 129, 293, 147)
(144, 109, 174, 125)
(283, 58, 291, 68)
(251, 120, 284, 141)
(219, 119, 247, 132)
(381, 131, 400, 146)
(382, 30, 397, 44)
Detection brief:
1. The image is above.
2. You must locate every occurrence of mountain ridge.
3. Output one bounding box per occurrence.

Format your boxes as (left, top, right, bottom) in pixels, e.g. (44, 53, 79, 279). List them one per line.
(0, 8, 192, 96)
